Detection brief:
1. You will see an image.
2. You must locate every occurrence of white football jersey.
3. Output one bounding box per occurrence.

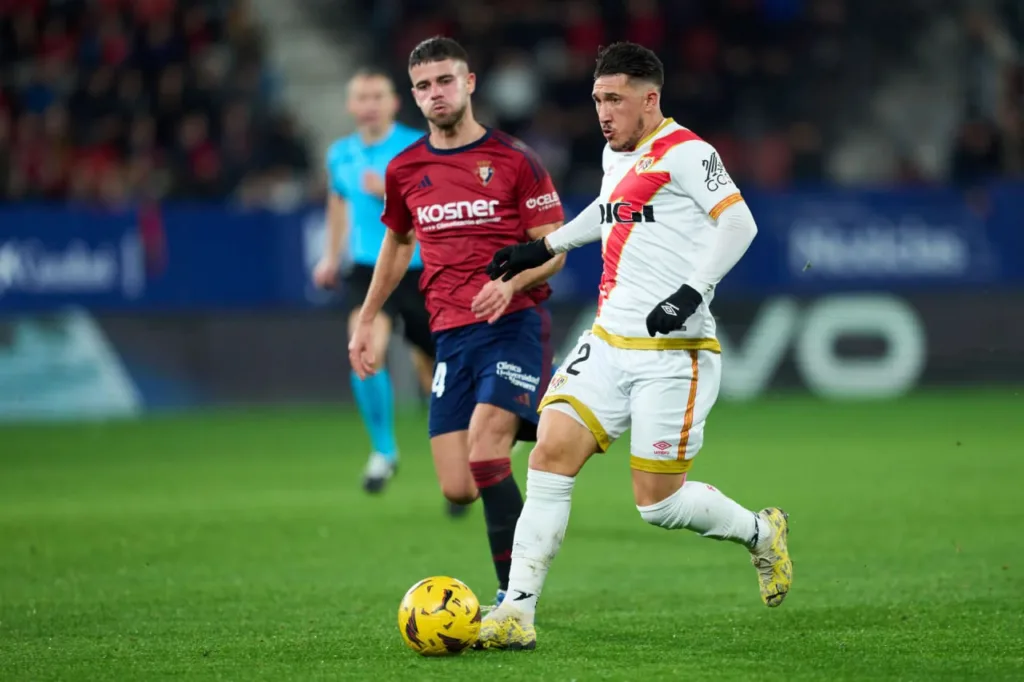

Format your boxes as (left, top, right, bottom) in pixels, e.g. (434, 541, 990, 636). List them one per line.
(594, 118, 743, 343)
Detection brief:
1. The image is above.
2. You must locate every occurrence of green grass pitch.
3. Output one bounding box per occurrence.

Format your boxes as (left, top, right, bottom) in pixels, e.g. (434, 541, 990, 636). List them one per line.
(1, 390, 1023, 681)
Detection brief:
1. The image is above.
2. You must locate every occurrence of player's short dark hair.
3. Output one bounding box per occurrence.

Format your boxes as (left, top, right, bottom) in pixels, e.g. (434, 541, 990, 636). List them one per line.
(408, 36, 470, 70)
(593, 42, 664, 88)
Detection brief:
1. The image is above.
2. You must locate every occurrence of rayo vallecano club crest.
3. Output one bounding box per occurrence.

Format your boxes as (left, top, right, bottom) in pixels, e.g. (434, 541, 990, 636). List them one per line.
(477, 160, 494, 186)
(635, 155, 655, 173)
(549, 373, 567, 392)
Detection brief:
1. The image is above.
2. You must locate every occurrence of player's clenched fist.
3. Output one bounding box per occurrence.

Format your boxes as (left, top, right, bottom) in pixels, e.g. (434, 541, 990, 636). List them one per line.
(486, 239, 554, 282)
(313, 257, 339, 289)
(645, 284, 703, 337)
(348, 318, 378, 379)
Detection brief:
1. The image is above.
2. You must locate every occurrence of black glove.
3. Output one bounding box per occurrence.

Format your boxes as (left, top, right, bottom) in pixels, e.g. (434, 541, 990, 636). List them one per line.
(486, 239, 554, 281)
(645, 284, 703, 337)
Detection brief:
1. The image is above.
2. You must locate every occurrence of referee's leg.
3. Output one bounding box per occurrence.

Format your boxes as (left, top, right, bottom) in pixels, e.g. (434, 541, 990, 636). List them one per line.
(347, 299, 399, 493)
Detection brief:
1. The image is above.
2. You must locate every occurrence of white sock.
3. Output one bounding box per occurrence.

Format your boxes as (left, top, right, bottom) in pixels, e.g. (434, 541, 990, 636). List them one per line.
(637, 480, 760, 549)
(503, 468, 575, 621)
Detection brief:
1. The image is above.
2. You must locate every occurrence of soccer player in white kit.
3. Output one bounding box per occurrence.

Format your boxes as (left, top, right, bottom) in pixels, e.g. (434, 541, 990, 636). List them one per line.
(477, 42, 794, 650)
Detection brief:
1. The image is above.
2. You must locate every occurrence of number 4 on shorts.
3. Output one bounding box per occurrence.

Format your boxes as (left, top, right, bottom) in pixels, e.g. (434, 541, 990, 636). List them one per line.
(432, 362, 447, 398)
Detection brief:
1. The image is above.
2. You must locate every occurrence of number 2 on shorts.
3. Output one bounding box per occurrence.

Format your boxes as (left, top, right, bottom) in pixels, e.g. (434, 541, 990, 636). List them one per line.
(566, 343, 591, 376)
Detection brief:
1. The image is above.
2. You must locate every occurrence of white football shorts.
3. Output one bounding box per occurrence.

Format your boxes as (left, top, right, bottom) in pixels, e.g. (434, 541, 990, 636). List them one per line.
(539, 329, 722, 474)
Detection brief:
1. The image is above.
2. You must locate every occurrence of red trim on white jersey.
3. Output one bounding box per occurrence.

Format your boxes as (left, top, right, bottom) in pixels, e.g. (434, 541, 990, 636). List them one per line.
(597, 128, 703, 315)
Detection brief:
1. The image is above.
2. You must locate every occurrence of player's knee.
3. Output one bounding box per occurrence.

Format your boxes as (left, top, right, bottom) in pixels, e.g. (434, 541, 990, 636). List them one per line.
(525, 408, 596, 477)
(526, 439, 581, 478)
(526, 440, 560, 471)
(440, 481, 477, 505)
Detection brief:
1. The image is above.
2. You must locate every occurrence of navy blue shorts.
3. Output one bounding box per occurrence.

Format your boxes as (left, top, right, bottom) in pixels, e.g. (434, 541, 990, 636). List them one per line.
(428, 306, 552, 442)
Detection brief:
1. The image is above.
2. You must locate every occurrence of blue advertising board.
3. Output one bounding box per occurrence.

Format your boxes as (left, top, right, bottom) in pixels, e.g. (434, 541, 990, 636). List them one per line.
(0, 205, 309, 312)
(549, 184, 1024, 301)
(1, 182, 1022, 313)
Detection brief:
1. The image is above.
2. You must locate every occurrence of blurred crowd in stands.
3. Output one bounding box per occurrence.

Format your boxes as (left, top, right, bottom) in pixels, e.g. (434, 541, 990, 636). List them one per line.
(367, 0, 1024, 194)
(2, 0, 1023, 207)
(0, 0, 312, 206)
(367, 0, 834, 193)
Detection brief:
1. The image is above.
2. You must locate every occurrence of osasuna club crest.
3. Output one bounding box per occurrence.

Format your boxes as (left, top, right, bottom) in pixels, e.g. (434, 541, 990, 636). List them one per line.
(477, 160, 495, 186)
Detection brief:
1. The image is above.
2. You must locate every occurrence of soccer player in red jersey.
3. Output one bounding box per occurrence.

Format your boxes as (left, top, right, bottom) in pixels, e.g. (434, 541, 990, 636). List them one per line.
(348, 36, 566, 606)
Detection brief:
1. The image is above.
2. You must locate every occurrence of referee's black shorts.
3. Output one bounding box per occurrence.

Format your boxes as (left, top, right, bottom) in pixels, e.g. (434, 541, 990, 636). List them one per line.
(342, 264, 435, 358)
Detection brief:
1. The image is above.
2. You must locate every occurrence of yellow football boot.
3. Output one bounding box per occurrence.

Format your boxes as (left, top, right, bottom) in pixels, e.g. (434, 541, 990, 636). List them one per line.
(750, 507, 793, 607)
(474, 608, 537, 651)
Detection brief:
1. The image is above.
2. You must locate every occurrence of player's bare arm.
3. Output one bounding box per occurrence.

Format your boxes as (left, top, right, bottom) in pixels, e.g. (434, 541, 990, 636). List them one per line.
(314, 189, 349, 289)
(349, 228, 416, 378)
